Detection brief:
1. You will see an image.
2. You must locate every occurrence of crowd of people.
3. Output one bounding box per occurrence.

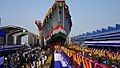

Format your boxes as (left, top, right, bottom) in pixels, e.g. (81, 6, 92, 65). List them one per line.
(21, 50, 47, 68)
(4, 51, 22, 68)
(4, 49, 48, 68)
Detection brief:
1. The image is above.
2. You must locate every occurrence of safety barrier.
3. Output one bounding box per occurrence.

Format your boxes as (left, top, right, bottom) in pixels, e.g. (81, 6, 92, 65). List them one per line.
(60, 46, 110, 68)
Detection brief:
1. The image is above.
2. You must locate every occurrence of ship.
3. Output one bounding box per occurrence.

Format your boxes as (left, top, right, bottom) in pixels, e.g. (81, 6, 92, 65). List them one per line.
(42, 0, 72, 47)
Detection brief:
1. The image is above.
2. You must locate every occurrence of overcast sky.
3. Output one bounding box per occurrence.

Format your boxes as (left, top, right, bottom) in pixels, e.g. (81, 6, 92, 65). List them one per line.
(0, 0, 120, 37)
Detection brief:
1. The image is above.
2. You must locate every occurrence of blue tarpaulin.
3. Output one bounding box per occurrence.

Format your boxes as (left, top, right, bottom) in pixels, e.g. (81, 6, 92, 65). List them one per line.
(0, 56, 4, 68)
(54, 61, 63, 68)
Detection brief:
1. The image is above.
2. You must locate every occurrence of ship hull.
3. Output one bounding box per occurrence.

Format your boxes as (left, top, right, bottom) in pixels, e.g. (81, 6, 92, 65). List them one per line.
(43, 0, 72, 47)
(45, 24, 66, 47)
(47, 32, 66, 45)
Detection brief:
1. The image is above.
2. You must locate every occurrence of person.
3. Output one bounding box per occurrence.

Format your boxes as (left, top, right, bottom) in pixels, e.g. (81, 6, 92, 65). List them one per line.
(22, 53, 26, 67)
(20, 53, 23, 67)
(37, 53, 40, 67)
(10, 63, 12, 68)
(44, 55, 47, 61)
(32, 54, 36, 68)
(30, 54, 33, 68)
(7, 55, 11, 68)
(116, 60, 119, 68)
(40, 53, 42, 66)
(82, 52, 85, 56)
(41, 54, 45, 65)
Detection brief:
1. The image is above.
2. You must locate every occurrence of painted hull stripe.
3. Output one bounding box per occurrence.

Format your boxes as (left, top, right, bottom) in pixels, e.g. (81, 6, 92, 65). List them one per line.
(46, 32, 66, 42)
(45, 24, 66, 39)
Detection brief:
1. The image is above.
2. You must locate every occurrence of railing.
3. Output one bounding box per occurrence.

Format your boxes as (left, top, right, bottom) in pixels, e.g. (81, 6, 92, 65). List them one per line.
(0, 44, 24, 51)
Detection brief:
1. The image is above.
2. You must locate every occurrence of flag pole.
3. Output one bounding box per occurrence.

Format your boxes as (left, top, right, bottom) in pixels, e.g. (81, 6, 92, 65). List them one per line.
(0, 17, 1, 26)
(63, 3, 64, 28)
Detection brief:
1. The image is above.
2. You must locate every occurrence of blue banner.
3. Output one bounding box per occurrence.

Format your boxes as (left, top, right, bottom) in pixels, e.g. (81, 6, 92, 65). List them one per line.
(0, 30, 6, 37)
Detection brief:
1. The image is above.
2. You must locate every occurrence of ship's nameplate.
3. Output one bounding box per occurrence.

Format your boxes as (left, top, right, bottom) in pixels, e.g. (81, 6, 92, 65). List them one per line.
(56, 0, 65, 1)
